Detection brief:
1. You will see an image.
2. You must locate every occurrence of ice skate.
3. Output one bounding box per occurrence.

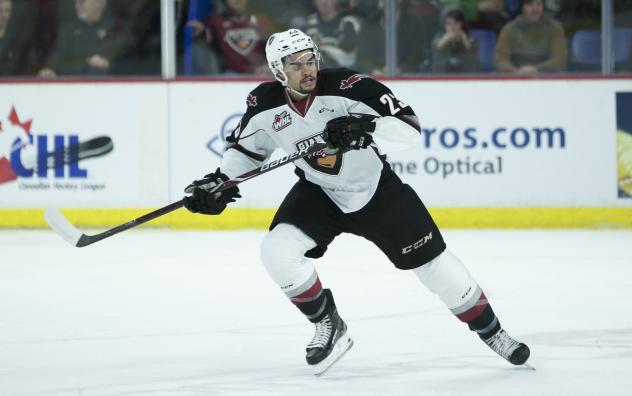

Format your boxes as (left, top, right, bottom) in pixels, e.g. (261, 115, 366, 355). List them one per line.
(306, 307, 353, 375)
(484, 329, 530, 365)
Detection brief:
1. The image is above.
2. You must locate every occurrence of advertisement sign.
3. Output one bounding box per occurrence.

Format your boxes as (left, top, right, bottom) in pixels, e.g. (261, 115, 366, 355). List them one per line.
(0, 83, 169, 207)
(387, 80, 619, 206)
(169, 79, 632, 208)
(2, 79, 631, 213)
(617, 92, 632, 198)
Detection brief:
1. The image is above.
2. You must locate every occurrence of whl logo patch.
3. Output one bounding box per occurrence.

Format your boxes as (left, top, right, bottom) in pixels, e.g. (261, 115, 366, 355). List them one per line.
(340, 73, 369, 90)
(272, 111, 292, 132)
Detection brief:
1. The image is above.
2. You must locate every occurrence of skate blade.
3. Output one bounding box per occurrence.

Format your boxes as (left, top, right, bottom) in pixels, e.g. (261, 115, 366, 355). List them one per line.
(312, 333, 354, 376)
(522, 363, 536, 371)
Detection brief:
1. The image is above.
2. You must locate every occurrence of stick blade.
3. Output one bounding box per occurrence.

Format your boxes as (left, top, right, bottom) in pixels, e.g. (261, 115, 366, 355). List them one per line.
(44, 207, 84, 247)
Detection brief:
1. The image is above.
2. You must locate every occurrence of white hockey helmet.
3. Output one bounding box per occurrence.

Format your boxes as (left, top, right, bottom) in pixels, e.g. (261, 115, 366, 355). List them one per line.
(265, 29, 320, 85)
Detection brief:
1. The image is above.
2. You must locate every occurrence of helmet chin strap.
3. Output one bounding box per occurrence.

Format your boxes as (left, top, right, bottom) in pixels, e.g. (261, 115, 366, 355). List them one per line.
(285, 85, 310, 98)
(275, 71, 310, 98)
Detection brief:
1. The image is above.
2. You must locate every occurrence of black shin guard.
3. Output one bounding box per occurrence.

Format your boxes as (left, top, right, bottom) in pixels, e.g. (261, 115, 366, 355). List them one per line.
(467, 304, 502, 340)
(296, 288, 335, 323)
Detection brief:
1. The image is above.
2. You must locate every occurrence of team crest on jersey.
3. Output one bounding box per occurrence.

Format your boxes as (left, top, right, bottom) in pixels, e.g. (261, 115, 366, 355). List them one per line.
(340, 73, 369, 90)
(246, 94, 257, 107)
(226, 28, 258, 55)
(296, 134, 343, 175)
(272, 111, 292, 132)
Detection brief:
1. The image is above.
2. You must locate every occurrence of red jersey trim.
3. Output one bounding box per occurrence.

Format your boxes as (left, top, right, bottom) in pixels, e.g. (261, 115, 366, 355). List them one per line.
(283, 89, 316, 118)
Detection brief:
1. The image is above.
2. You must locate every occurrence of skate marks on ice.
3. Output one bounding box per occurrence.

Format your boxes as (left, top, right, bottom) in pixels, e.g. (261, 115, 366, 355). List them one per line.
(527, 328, 632, 349)
(525, 328, 632, 364)
(21, 352, 537, 396)
(3, 229, 632, 396)
(3, 310, 540, 396)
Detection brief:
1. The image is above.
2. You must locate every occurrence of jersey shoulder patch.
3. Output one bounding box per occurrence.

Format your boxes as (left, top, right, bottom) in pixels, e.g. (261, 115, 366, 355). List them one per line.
(239, 81, 285, 132)
(246, 81, 285, 113)
(318, 68, 386, 100)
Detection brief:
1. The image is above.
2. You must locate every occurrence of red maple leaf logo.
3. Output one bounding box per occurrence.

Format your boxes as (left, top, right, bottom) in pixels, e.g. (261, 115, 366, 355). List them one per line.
(246, 93, 257, 107)
(0, 106, 33, 183)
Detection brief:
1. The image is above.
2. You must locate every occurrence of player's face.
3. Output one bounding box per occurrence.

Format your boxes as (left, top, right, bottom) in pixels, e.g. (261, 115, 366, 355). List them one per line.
(283, 50, 319, 94)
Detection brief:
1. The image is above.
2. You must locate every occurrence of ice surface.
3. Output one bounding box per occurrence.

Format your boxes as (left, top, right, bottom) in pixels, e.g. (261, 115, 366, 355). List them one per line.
(1, 229, 631, 396)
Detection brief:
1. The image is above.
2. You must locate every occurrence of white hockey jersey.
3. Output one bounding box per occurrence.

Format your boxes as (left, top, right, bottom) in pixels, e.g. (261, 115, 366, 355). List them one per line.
(221, 68, 422, 213)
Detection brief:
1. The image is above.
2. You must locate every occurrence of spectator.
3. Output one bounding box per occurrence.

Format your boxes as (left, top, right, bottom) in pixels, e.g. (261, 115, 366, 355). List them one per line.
(249, 0, 312, 31)
(180, 0, 217, 75)
(0, 0, 8, 36)
(494, 0, 567, 74)
(22, 1, 58, 76)
(357, 0, 438, 74)
(38, 0, 134, 77)
(0, 0, 35, 76)
(439, 0, 506, 32)
(110, 0, 162, 75)
(203, 0, 273, 75)
(432, 8, 479, 73)
(0, 0, 16, 75)
(304, 0, 362, 69)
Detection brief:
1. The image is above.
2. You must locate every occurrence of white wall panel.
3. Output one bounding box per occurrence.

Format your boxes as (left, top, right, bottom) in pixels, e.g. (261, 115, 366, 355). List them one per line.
(0, 83, 169, 207)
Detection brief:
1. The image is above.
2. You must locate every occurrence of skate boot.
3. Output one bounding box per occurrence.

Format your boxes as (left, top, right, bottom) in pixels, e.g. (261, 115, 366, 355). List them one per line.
(483, 329, 530, 365)
(305, 292, 353, 375)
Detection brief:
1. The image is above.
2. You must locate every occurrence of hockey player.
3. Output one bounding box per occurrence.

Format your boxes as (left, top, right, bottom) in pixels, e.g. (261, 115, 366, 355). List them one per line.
(183, 28, 530, 374)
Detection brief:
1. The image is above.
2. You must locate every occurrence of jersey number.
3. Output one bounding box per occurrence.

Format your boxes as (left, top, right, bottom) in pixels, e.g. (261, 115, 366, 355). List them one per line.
(380, 93, 407, 115)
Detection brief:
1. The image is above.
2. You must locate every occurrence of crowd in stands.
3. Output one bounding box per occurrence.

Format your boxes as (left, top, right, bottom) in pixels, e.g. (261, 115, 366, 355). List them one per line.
(0, 0, 160, 77)
(1, 0, 632, 78)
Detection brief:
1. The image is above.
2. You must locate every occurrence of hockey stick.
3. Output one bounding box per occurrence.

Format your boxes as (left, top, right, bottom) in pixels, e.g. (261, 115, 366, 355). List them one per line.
(44, 142, 328, 247)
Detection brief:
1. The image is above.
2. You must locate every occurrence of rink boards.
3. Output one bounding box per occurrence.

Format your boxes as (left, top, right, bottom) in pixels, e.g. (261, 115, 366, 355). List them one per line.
(1, 78, 631, 228)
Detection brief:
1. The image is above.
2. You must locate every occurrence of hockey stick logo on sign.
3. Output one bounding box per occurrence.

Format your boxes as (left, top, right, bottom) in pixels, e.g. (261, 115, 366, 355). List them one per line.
(0, 105, 113, 186)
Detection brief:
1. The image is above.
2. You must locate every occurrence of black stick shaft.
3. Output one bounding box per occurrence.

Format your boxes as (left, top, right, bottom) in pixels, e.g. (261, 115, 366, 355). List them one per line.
(76, 142, 328, 246)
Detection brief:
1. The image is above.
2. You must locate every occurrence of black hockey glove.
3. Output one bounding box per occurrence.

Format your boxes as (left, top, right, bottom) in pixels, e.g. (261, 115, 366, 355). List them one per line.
(183, 168, 241, 215)
(322, 116, 376, 152)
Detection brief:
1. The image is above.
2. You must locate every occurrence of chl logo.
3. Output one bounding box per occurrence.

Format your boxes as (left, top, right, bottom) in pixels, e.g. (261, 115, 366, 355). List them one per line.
(340, 73, 369, 90)
(272, 110, 292, 132)
(402, 232, 433, 254)
(0, 106, 88, 184)
(246, 94, 257, 107)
